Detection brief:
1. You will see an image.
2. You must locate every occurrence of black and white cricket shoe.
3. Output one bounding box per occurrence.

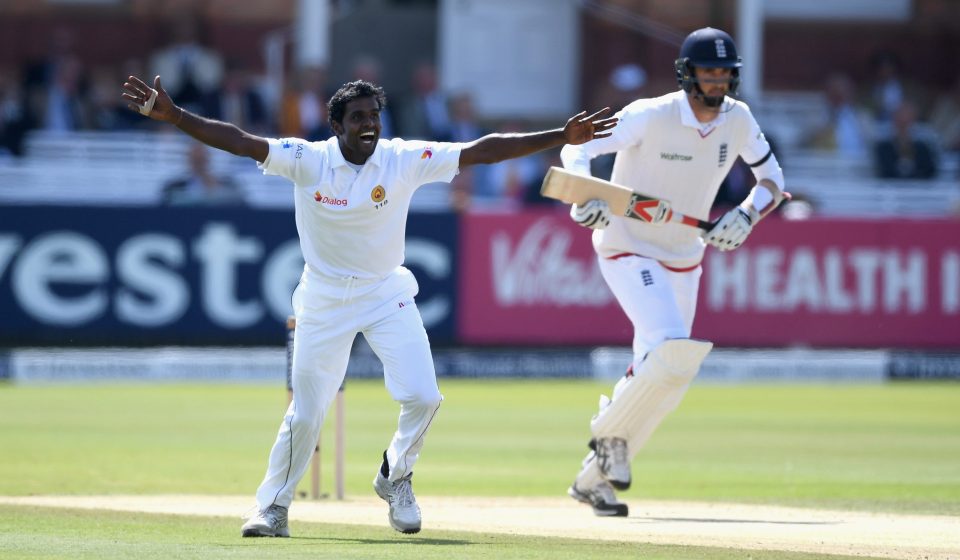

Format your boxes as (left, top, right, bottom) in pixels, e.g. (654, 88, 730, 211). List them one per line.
(594, 437, 631, 490)
(568, 481, 629, 517)
(241, 504, 290, 537)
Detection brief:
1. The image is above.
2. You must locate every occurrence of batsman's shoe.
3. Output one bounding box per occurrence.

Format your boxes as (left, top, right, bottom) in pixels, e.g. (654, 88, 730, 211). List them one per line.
(568, 481, 629, 517)
(241, 504, 290, 537)
(594, 437, 631, 490)
(374, 472, 422, 534)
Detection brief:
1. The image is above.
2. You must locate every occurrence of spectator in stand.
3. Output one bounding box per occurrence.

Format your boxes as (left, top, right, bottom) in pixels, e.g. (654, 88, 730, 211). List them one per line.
(929, 76, 960, 174)
(22, 26, 79, 128)
(42, 54, 91, 132)
(868, 51, 906, 124)
(397, 61, 452, 141)
(805, 73, 872, 157)
(873, 101, 939, 180)
(409, 91, 485, 213)
(162, 142, 246, 206)
(279, 64, 331, 141)
(217, 61, 268, 136)
(447, 91, 486, 143)
(446, 92, 490, 210)
(149, 17, 224, 118)
(0, 67, 31, 157)
(474, 119, 548, 211)
(89, 66, 142, 131)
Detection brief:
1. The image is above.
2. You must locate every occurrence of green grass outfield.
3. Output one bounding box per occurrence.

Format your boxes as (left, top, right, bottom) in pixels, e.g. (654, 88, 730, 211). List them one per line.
(1, 379, 958, 559)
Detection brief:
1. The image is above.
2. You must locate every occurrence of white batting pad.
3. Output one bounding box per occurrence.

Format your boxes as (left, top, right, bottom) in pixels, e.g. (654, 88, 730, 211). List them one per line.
(590, 338, 713, 444)
(573, 450, 605, 491)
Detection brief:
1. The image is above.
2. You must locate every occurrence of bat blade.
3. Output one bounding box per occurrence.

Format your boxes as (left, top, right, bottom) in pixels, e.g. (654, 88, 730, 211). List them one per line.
(540, 166, 634, 215)
(540, 167, 714, 230)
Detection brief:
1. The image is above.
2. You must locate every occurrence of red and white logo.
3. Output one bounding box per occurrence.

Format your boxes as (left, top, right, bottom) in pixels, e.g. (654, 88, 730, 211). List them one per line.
(314, 191, 348, 206)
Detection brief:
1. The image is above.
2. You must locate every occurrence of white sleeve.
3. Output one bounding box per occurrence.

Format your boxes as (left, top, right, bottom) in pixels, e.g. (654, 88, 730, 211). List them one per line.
(736, 110, 786, 215)
(257, 137, 324, 187)
(395, 140, 463, 188)
(560, 100, 648, 176)
(739, 113, 785, 193)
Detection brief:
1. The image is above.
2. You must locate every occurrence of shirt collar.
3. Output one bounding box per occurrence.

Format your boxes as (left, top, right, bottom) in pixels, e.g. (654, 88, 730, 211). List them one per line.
(677, 91, 727, 131)
(327, 137, 383, 169)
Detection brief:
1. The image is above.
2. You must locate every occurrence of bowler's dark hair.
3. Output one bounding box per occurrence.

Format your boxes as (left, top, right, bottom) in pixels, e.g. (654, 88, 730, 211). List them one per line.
(327, 80, 387, 127)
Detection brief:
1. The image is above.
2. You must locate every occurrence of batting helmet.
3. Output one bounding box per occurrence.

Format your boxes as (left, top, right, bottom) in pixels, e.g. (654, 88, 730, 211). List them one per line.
(674, 27, 742, 99)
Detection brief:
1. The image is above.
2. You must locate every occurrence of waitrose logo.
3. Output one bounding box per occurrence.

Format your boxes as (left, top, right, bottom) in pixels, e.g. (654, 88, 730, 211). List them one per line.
(661, 152, 693, 161)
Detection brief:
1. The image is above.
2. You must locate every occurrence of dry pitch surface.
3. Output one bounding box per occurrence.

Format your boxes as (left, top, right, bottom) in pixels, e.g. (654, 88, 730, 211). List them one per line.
(1, 495, 957, 559)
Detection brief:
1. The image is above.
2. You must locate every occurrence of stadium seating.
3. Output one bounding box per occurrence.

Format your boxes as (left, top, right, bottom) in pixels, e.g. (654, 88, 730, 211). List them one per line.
(0, 128, 957, 217)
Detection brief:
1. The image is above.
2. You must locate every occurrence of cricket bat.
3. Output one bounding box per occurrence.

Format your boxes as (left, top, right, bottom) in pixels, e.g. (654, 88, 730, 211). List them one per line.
(540, 167, 714, 230)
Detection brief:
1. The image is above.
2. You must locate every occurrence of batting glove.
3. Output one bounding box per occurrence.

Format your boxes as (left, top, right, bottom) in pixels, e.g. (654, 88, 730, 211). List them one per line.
(570, 199, 611, 230)
(703, 206, 755, 251)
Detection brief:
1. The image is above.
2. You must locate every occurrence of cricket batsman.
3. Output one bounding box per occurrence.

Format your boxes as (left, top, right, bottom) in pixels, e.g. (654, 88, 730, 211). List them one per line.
(561, 27, 787, 516)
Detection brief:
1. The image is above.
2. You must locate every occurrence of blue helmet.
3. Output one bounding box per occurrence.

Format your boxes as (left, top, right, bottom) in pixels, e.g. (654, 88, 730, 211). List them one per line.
(674, 27, 742, 100)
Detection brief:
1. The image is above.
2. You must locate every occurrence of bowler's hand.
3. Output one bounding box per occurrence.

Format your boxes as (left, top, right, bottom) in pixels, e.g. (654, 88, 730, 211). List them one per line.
(122, 75, 180, 124)
(563, 107, 617, 145)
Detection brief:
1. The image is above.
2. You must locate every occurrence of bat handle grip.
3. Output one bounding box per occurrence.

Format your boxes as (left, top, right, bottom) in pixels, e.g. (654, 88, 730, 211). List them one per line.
(680, 215, 715, 230)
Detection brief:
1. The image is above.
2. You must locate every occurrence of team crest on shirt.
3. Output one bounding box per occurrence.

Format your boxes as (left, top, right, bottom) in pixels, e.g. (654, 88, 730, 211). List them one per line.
(421, 147, 433, 159)
(371, 185, 388, 209)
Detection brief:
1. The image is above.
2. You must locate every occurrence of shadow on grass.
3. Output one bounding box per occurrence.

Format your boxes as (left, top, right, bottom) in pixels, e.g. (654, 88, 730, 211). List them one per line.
(225, 536, 473, 546)
(293, 536, 473, 545)
(640, 517, 840, 526)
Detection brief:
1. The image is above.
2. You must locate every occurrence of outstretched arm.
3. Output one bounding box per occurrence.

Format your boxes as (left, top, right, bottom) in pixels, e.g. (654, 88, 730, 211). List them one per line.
(122, 75, 269, 163)
(458, 108, 616, 167)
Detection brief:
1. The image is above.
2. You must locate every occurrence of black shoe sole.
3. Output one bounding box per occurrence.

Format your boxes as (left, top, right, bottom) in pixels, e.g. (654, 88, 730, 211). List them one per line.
(593, 503, 629, 517)
(608, 479, 631, 491)
(241, 529, 290, 538)
(390, 522, 422, 534)
(569, 485, 628, 517)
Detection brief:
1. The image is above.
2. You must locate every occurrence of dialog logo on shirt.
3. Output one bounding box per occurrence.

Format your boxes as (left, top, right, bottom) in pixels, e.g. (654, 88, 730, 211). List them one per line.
(314, 191, 348, 206)
(421, 148, 433, 159)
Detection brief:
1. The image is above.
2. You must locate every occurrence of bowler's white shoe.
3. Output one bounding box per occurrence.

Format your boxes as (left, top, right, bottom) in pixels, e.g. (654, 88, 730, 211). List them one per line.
(374, 472, 422, 534)
(241, 504, 290, 537)
(595, 437, 631, 490)
(568, 481, 629, 517)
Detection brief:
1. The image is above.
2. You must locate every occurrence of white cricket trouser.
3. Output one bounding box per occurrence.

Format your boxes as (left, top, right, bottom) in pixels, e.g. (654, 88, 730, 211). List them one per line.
(255, 265, 442, 510)
(598, 255, 701, 363)
(574, 255, 702, 490)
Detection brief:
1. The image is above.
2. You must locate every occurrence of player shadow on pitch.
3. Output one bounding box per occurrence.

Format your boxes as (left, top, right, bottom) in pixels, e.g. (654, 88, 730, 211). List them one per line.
(277, 535, 473, 545)
(639, 517, 840, 526)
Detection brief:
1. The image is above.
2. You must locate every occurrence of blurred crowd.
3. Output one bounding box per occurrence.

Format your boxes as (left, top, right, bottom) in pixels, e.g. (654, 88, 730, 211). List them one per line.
(1, 21, 958, 213)
(802, 50, 959, 181)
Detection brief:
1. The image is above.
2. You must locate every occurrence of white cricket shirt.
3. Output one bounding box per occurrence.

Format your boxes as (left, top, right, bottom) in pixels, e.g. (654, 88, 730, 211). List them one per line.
(259, 136, 462, 279)
(561, 90, 782, 268)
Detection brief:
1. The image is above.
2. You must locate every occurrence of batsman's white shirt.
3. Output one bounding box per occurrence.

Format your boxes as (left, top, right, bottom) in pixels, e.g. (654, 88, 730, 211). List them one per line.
(561, 90, 780, 268)
(260, 136, 462, 280)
